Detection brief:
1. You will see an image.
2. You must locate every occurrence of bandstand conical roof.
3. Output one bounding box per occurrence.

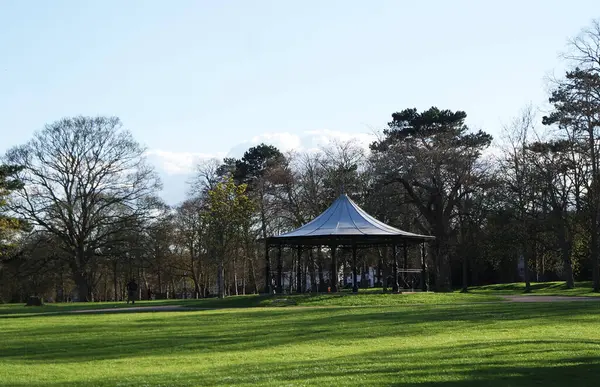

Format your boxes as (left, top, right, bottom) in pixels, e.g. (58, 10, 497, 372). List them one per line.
(267, 194, 434, 246)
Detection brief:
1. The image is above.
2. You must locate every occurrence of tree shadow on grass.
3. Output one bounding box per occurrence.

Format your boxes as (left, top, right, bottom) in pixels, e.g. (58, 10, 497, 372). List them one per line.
(2, 303, 600, 364)
(471, 281, 596, 294)
(0, 291, 505, 318)
(0, 295, 277, 317)
(4, 347, 600, 387)
(204, 352, 600, 387)
(406, 356, 600, 387)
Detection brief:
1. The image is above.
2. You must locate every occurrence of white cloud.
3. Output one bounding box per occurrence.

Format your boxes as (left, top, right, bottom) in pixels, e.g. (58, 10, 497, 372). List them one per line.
(146, 149, 225, 175)
(147, 130, 377, 176)
(226, 132, 302, 158)
(227, 129, 377, 158)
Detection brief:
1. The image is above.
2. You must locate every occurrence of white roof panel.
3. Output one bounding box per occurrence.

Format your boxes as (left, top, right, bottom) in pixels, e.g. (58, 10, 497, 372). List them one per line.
(271, 194, 433, 241)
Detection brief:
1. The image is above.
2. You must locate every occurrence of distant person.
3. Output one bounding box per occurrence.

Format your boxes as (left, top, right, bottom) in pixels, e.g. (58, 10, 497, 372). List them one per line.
(126, 279, 138, 304)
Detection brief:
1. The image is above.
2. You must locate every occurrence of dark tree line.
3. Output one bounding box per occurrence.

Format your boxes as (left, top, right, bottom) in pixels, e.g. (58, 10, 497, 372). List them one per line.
(1, 19, 600, 301)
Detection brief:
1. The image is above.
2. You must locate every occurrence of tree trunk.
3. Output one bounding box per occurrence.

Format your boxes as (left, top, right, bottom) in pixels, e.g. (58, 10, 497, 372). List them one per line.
(194, 280, 201, 299)
(562, 248, 575, 289)
(190, 243, 199, 299)
(191, 274, 200, 299)
(432, 236, 451, 292)
(112, 261, 119, 301)
(72, 246, 92, 302)
(523, 246, 531, 293)
(157, 264, 163, 294)
(461, 254, 468, 293)
(242, 255, 247, 296)
(204, 273, 210, 298)
(555, 214, 575, 289)
(460, 221, 468, 293)
(592, 216, 600, 292)
(250, 252, 259, 294)
(103, 275, 108, 302)
(59, 270, 65, 302)
(588, 121, 600, 292)
(73, 272, 90, 302)
(141, 269, 149, 301)
(217, 257, 225, 299)
(233, 254, 239, 296)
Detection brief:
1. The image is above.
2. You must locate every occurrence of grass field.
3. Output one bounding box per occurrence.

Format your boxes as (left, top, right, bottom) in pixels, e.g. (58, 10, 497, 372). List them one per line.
(1, 286, 600, 386)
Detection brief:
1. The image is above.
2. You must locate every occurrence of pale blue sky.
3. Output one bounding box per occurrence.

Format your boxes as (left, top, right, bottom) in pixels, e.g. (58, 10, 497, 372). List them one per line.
(1, 0, 598, 203)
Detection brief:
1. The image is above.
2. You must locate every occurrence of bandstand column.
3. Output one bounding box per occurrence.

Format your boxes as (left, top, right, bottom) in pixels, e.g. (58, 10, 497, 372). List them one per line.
(421, 242, 428, 292)
(392, 244, 399, 293)
(403, 241, 408, 286)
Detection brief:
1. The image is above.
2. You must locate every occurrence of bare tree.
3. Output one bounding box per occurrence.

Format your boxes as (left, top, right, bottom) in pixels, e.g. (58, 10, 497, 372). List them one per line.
(564, 19, 600, 72)
(4, 116, 161, 301)
(498, 105, 538, 292)
(189, 158, 223, 196)
(175, 197, 207, 298)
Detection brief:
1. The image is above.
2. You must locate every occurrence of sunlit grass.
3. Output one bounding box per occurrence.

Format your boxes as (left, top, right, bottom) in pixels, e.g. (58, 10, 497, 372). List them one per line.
(1, 296, 600, 386)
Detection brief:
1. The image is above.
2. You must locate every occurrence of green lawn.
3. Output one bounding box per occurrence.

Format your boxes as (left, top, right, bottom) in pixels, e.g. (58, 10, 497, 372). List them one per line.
(1, 292, 600, 386)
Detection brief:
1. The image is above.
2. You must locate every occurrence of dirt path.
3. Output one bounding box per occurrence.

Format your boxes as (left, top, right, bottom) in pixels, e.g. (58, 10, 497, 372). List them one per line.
(502, 295, 600, 303)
